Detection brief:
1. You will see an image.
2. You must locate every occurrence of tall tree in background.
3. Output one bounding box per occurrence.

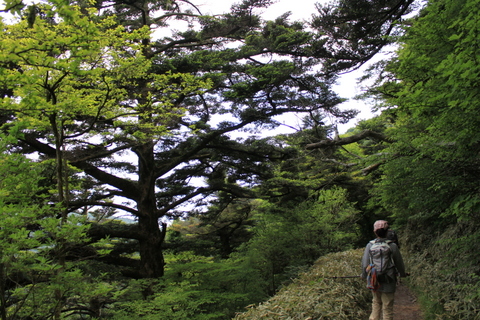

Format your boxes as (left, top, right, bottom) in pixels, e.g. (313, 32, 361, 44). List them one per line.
(0, 0, 415, 280)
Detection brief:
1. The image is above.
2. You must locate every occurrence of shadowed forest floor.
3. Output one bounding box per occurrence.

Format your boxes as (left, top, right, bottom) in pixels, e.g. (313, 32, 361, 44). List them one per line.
(363, 283, 423, 320)
(393, 284, 423, 320)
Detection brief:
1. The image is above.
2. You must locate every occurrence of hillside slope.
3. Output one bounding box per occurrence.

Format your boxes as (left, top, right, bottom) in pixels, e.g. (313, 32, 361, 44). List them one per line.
(233, 249, 371, 319)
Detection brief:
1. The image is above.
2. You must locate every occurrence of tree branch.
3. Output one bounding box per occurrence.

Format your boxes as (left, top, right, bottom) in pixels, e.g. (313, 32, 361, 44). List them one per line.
(305, 129, 389, 150)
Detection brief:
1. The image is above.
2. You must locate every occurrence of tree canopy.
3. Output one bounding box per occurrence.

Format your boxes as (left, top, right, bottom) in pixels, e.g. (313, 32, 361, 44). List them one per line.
(365, 0, 480, 223)
(5, 0, 479, 316)
(0, 0, 414, 279)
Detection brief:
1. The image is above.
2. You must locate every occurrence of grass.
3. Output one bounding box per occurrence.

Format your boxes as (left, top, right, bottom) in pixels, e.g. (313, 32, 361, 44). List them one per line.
(233, 249, 371, 320)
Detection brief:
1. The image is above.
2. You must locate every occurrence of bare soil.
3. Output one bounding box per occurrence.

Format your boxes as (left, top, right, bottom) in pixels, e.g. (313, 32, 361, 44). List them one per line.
(394, 283, 423, 320)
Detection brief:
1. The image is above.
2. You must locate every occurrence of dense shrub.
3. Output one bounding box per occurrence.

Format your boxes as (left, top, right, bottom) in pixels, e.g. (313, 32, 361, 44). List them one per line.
(403, 221, 480, 320)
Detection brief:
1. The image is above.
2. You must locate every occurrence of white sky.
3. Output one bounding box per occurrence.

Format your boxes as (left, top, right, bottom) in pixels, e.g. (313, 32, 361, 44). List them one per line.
(197, 0, 318, 20)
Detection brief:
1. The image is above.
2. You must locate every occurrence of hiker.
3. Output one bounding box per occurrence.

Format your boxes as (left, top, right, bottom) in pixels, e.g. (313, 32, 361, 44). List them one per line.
(361, 220, 407, 320)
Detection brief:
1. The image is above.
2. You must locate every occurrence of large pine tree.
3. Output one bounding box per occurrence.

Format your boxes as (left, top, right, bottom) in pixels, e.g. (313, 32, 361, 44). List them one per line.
(0, 0, 414, 279)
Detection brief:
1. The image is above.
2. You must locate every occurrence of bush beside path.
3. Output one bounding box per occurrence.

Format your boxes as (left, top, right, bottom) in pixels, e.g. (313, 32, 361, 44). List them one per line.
(233, 249, 370, 319)
(233, 249, 423, 320)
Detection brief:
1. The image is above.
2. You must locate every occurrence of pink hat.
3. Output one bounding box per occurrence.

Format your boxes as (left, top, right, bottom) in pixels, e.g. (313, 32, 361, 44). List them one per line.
(373, 220, 389, 232)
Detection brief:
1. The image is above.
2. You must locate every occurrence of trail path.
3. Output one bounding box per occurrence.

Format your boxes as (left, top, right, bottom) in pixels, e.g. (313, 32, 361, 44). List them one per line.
(393, 283, 423, 320)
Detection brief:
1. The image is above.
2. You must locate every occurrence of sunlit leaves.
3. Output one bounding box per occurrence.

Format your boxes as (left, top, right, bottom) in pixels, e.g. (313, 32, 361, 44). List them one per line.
(0, 5, 211, 144)
(383, 0, 480, 150)
(0, 134, 100, 318)
(367, 0, 480, 222)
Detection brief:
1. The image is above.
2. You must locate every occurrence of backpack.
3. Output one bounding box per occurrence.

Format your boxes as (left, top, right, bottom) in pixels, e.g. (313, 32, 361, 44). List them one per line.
(386, 229, 400, 248)
(368, 239, 395, 283)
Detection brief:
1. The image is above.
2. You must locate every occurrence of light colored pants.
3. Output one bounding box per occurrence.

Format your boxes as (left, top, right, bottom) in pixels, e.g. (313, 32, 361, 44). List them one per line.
(369, 291, 395, 320)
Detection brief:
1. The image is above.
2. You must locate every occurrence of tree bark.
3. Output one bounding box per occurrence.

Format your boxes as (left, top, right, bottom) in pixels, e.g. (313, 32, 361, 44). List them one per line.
(137, 216, 166, 278)
(305, 130, 388, 150)
(135, 141, 166, 278)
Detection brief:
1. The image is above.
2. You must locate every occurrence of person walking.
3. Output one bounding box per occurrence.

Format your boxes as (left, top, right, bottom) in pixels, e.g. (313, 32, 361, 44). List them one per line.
(362, 220, 407, 320)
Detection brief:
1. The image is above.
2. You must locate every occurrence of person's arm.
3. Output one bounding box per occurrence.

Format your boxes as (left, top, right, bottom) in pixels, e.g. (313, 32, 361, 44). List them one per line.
(361, 243, 371, 279)
(390, 243, 407, 277)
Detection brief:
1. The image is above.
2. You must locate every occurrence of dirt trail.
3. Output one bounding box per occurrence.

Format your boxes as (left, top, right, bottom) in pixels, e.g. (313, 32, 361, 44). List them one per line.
(394, 283, 423, 320)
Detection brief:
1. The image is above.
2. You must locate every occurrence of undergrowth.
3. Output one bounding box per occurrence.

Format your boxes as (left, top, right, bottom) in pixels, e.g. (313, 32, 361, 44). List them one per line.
(233, 249, 370, 320)
(403, 221, 480, 320)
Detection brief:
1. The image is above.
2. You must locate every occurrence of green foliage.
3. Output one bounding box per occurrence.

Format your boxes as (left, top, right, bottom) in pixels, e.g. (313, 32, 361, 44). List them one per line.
(166, 199, 255, 258)
(9, 268, 113, 319)
(0, 5, 209, 142)
(153, 185, 362, 319)
(367, 0, 480, 223)
(106, 252, 267, 320)
(403, 221, 480, 320)
(0, 135, 110, 319)
(236, 187, 360, 294)
(0, 0, 420, 317)
(2, 0, 362, 280)
(361, 0, 480, 317)
(311, 0, 414, 74)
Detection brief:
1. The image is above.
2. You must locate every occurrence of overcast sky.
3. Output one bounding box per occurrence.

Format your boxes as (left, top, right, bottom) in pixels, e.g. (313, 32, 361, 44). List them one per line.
(198, 0, 319, 20)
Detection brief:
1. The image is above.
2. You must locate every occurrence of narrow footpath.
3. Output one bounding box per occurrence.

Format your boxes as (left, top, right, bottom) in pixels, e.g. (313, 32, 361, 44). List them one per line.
(394, 284, 423, 320)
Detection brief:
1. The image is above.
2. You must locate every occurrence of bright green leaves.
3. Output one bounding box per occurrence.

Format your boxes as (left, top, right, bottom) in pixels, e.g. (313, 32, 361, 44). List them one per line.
(383, 0, 480, 151)
(365, 0, 480, 223)
(0, 5, 211, 144)
(0, 134, 100, 318)
(1, 5, 118, 130)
